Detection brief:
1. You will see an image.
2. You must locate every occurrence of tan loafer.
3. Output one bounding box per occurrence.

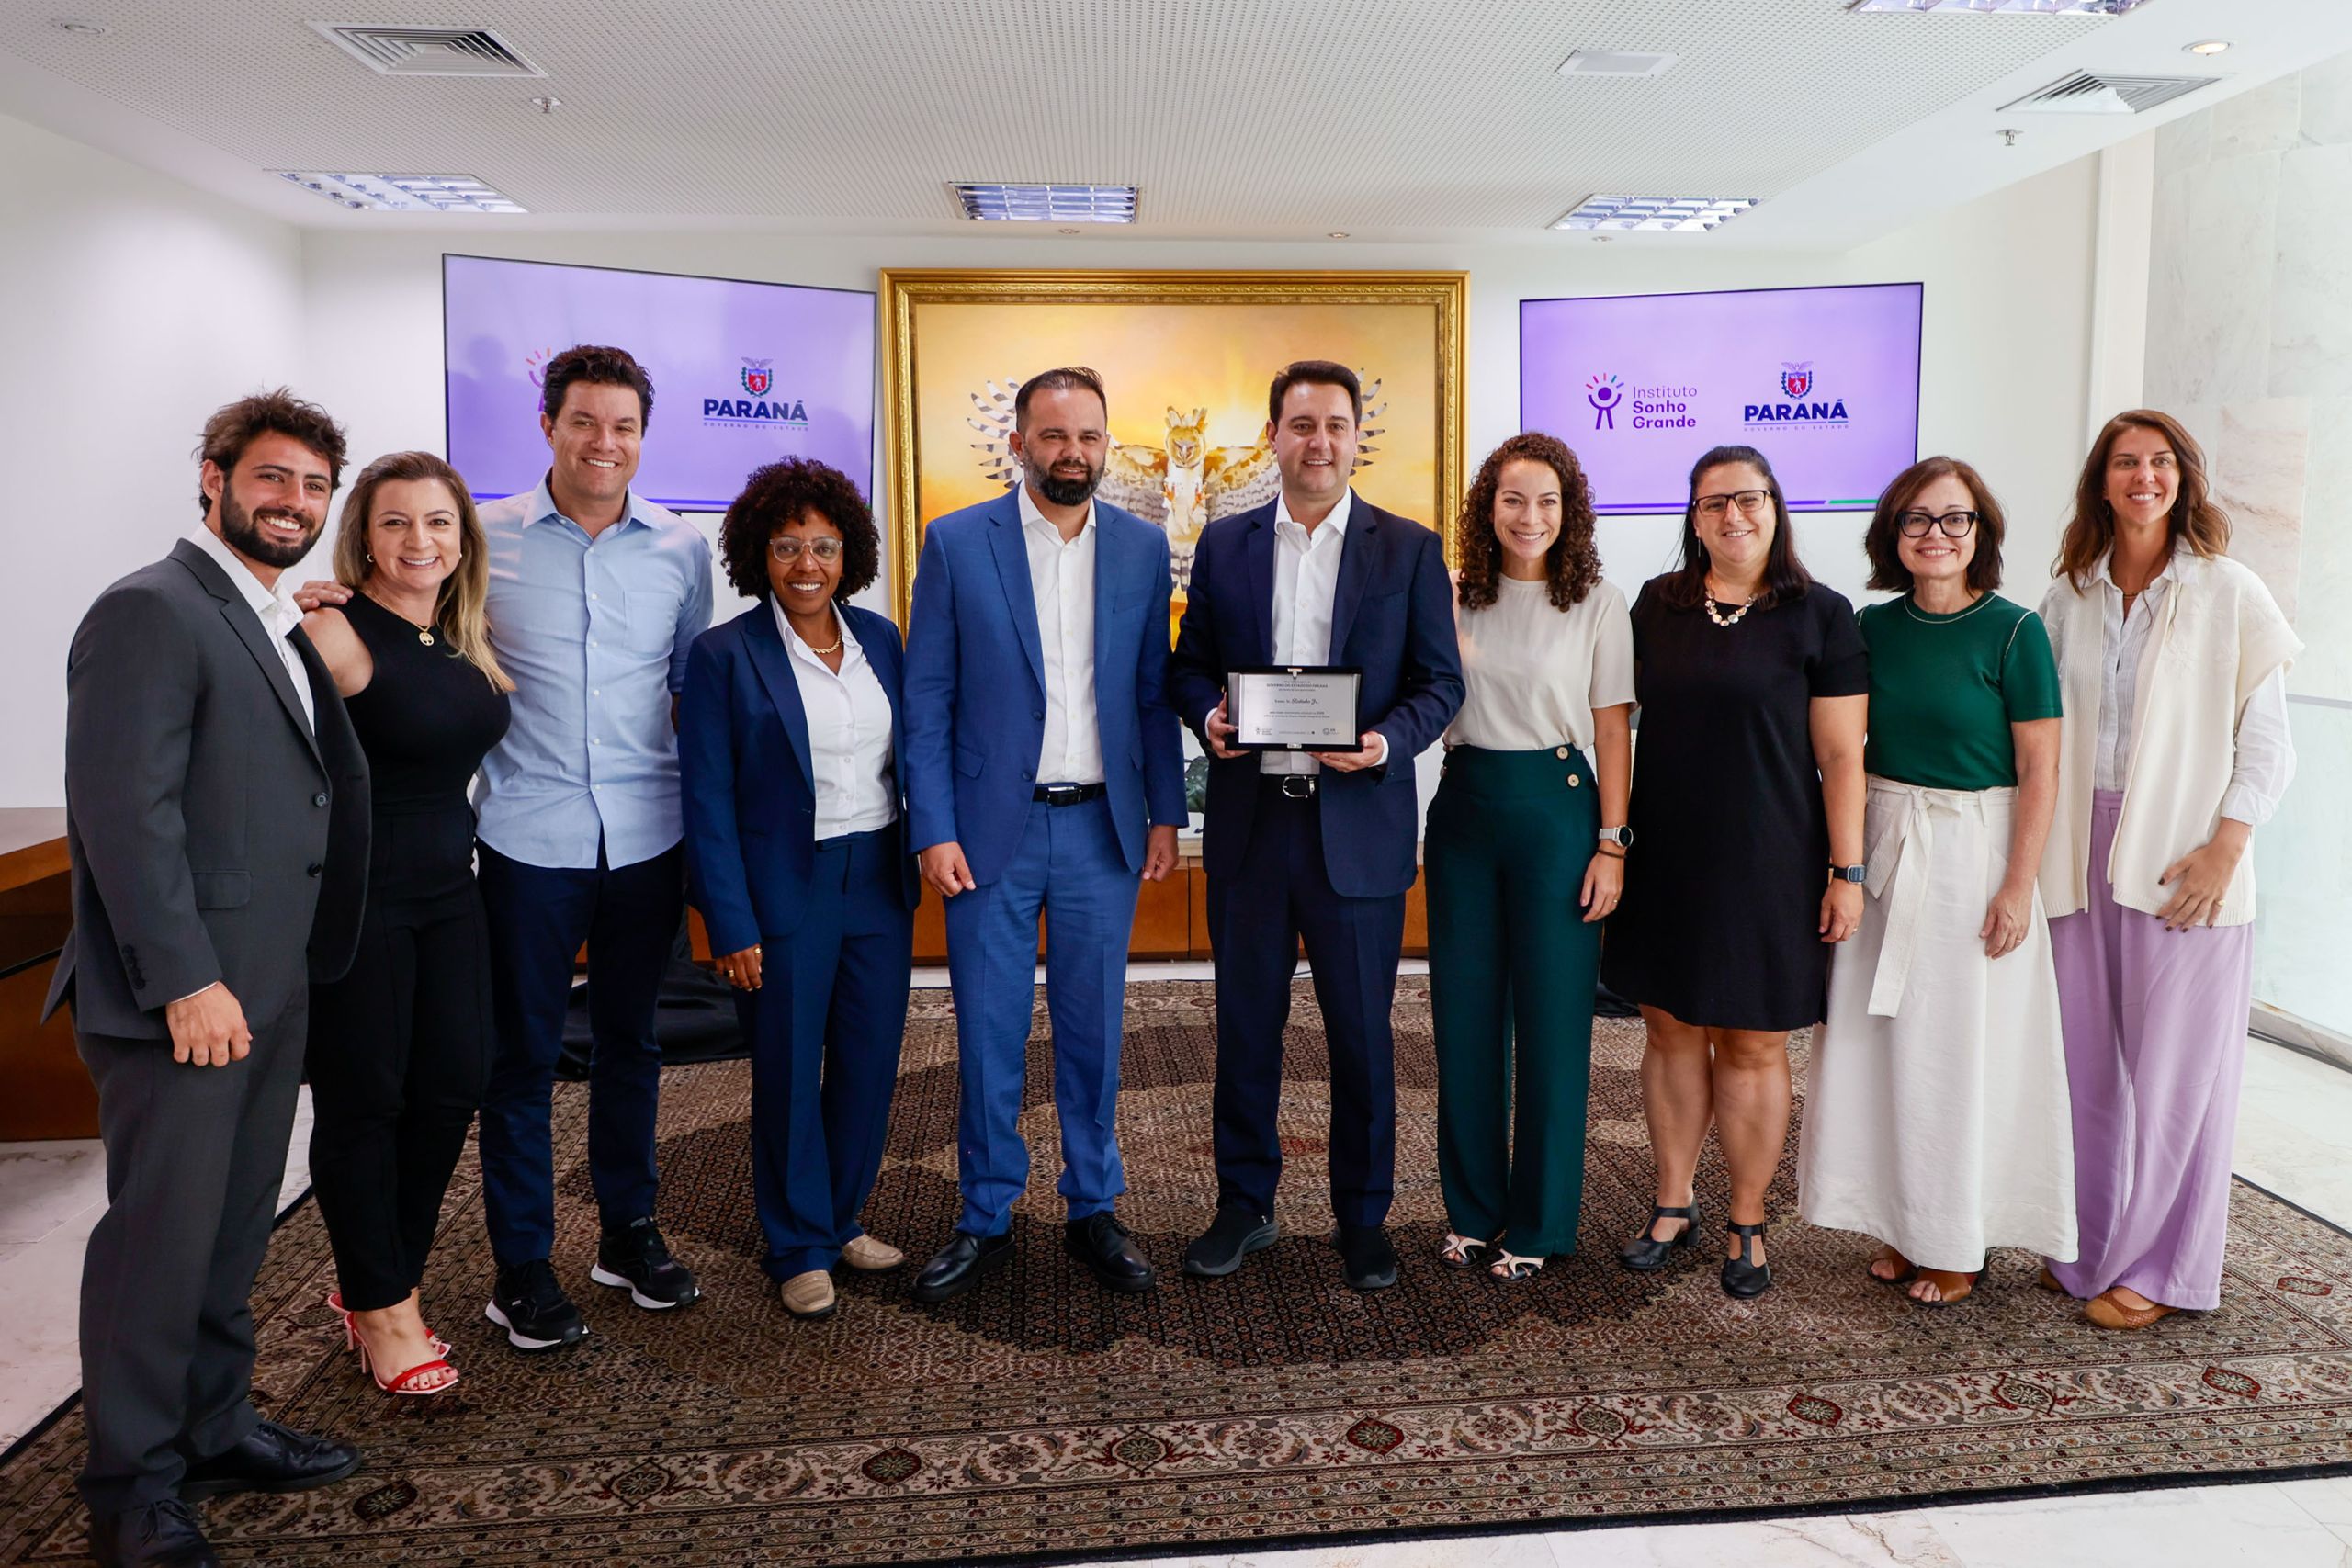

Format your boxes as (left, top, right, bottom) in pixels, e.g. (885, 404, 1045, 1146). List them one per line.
(2036, 1265, 2069, 1294)
(778, 1270, 837, 1318)
(2084, 1288, 2176, 1330)
(840, 1235, 905, 1272)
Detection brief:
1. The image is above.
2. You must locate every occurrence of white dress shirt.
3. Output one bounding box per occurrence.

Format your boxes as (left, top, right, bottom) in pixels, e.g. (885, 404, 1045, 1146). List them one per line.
(186, 523, 314, 731)
(1018, 483, 1105, 785)
(2091, 553, 2295, 825)
(773, 602, 898, 840)
(1262, 489, 1385, 774)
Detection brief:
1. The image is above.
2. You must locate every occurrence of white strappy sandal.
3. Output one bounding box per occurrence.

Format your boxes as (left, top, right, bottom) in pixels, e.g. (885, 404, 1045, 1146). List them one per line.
(1488, 1249, 1546, 1282)
(1439, 1233, 1492, 1269)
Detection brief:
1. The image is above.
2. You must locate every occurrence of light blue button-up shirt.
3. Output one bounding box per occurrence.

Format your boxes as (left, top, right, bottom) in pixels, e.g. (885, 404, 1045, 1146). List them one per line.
(472, 478, 714, 870)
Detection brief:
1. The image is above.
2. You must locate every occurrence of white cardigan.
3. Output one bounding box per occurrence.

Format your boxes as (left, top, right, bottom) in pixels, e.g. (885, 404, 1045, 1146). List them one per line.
(2037, 552, 2300, 926)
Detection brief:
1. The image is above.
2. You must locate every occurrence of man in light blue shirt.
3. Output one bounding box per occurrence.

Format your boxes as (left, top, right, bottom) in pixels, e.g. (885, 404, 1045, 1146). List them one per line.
(470, 345, 714, 1349)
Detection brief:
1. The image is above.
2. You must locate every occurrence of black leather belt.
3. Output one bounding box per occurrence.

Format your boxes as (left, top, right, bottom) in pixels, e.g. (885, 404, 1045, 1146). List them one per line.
(1033, 782, 1108, 806)
(1262, 774, 1317, 800)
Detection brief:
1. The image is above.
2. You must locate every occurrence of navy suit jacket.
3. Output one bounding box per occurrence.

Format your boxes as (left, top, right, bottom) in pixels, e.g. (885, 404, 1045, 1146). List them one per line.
(678, 602, 920, 955)
(902, 490, 1188, 886)
(1170, 492, 1464, 898)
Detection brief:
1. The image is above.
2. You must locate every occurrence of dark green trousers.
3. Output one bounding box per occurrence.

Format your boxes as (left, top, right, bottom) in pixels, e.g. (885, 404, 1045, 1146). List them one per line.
(1425, 745, 1601, 1257)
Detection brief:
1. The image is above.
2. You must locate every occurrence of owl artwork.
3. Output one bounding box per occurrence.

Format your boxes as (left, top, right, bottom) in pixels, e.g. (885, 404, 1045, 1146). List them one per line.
(964, 375, 1386, 598)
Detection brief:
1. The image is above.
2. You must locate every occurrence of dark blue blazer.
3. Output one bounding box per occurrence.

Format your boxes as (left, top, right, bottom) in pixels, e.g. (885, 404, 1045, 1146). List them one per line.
(902, 491, 1188, 886)
(679, 602, 920, 955)
(1170, 492, 1464, 898)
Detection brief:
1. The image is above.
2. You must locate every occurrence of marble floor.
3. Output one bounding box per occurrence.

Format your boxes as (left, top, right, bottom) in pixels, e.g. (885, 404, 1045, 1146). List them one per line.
(4, 1034, 2347, 1568)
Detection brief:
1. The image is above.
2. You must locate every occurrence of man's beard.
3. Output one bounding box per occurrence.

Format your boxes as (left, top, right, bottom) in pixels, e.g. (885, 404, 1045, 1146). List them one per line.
(1033, 457, 1102, 509)
(218, 486, 322, 569)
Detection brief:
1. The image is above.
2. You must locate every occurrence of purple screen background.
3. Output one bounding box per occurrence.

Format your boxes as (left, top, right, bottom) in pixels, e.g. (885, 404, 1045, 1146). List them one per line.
(443, 254, 876, 510)
(1519, 282, 1922, 513)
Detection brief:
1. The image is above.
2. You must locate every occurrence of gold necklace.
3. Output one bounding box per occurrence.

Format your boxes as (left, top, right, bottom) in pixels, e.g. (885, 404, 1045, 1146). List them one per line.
(798, 612, 844, 657)
(367, 590, 436, 646)
(1702, 579, 1756, 628)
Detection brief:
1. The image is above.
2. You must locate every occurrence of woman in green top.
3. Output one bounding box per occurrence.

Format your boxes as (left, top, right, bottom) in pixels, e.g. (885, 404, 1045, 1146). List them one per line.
(1795, 456, 2076, 1307)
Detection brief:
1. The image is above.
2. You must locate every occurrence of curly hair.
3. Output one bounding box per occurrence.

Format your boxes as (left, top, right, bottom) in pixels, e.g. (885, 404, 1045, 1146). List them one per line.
(194, 388, 347, 515)
(1453, 432, 1602, 612)
(717, 457, 879, 604)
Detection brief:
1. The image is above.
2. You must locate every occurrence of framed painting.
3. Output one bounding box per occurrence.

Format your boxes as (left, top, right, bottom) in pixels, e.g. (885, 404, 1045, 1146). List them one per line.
(877, 269, 1468, 626)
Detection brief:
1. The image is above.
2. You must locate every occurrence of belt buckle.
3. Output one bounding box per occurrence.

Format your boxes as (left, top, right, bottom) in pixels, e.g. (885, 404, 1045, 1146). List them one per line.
(1043, 784, 1078, 806)
(1280, 775, 1316, 801)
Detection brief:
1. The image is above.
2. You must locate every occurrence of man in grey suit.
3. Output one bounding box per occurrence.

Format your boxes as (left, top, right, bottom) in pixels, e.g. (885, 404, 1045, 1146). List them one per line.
(44, 390, 372, 1568)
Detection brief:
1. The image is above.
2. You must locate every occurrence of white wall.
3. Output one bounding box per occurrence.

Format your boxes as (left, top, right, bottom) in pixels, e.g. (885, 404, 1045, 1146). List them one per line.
(300, 152, 2105, 621)
(0, 108, 306, 807)
(2, 141, 2112, 807)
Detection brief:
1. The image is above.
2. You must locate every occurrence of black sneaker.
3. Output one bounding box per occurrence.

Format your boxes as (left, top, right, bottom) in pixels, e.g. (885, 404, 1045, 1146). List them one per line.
(591, 1216, 703, 1309)
(486, 1258, 588, 1352)
(1182, 1205, 1278, 1278)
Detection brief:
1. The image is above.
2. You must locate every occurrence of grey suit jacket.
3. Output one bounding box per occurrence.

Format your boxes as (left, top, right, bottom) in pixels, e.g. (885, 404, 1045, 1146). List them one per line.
(43, 537, 370, 1039)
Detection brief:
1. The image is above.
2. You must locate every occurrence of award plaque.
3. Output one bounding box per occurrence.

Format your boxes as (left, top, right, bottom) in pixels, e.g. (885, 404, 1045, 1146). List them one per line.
(1227, 667, 1363, 752)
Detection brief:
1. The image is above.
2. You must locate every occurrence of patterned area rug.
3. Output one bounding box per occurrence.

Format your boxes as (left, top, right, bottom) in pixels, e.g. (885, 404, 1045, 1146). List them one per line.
(6, 978, 2352, 1565)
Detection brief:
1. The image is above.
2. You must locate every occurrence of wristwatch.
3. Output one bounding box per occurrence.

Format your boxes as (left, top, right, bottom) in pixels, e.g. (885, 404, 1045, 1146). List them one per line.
(1829, 863, 1866, 884)
(1598, 825, 1634, 849)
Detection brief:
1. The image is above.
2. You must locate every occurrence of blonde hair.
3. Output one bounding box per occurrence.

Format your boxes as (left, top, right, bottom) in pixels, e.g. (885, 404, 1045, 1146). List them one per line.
(332, 451, 514, 692)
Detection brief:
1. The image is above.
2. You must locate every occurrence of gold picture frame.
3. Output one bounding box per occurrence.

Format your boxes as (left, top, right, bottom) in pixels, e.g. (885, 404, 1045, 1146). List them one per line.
(877, 268, 1468, 625)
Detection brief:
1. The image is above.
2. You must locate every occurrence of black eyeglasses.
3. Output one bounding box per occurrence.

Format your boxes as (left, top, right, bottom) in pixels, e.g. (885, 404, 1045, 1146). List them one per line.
(1895, 511, 1978, 538)
(769, 536, 845, 563)
(1693, 490, 1771, 520)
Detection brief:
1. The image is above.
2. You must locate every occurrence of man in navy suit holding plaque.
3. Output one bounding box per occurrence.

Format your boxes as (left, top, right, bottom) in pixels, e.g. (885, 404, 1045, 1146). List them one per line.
(1170, 360, 1463, 1292)
(902, 367, 1188, 1303)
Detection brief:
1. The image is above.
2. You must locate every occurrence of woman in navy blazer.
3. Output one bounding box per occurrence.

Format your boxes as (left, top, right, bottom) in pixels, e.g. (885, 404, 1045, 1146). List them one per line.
(679, 458, 920, 1320)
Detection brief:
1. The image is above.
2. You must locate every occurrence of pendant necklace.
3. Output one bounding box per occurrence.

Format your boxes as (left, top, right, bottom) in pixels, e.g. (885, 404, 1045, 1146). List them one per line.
(368, 591, 437, 646)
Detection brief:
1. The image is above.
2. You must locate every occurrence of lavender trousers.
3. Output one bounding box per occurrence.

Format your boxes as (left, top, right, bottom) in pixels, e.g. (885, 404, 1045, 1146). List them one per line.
(2046, 790, 2253, 1310)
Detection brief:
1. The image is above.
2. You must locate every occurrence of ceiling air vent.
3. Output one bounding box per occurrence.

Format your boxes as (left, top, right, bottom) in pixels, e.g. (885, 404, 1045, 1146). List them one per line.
(2002, 71, 2215, 115)
(309, 23, 546, 78)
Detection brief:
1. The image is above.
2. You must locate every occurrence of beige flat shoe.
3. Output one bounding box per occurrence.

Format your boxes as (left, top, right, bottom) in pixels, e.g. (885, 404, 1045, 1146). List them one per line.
(840, 1235, 906, 1272)
(779, 1270, 837, 1318)
(2084, 1288, 2176, 1331)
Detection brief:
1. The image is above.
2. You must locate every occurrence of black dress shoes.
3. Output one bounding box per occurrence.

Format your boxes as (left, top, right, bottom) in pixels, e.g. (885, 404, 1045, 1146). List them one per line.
(911, 1231, 1013, 1303)
(1182, 1206, 1278, 1278)
(178, 1420, 360, 1501)
(1336, 1224, 1399, 1292)
(1065, 1213, 1155, 1292)
(88, 1499, 220, 1568)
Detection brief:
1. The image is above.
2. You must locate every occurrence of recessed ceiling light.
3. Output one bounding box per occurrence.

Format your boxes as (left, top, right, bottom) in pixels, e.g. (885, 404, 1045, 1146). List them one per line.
(1057, 227, 1080, 234)
(1553, 195, 1757, 233)
(1850, 0, 2153, 12)
(949, 184, 1136, 223)
(1556, 49, 1678, 77)
(2185, 39, 2232, 55)
(274, 171, 527, 213)
(1329, 231, 1350, 239)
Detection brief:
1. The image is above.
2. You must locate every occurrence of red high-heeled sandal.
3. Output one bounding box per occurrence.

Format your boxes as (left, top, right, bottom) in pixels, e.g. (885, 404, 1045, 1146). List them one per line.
(327, 1292, 459, 1395)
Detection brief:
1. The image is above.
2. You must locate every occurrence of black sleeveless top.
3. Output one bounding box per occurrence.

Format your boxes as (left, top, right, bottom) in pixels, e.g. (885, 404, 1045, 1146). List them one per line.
(343, 592, 512, 912)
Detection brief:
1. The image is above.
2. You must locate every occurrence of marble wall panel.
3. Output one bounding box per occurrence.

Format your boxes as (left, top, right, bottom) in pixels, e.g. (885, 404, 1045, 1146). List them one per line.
(2143, 152, 2278, 406)
(2216, 397, 2310, 624)
(2289, 396, 2352, 700)
(2296, 48, 2352, 148)
(2211, 73, 2304, 161)
(2155, 105, 2212, 175)
(2269, 142, 2352, 398)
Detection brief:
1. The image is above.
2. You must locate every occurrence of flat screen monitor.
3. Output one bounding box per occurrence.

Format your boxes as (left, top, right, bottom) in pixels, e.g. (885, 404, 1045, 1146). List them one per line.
(1520, 281, 1922, 513)
(443, 254, 876, 510)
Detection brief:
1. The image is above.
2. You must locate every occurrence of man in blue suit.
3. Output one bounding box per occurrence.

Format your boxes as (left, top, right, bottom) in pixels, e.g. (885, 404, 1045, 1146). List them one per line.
(903, 367, 1188, 1301)
(1170, 360, 1464, 1292)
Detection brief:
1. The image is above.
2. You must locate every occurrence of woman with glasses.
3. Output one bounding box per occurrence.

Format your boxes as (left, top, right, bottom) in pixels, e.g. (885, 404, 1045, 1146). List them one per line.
(2036, 412, 2299, 1330)
(1604, 445, 1868, 1298)
(1796, 457, 2073, 1308)
(679, 458, 920, 1320)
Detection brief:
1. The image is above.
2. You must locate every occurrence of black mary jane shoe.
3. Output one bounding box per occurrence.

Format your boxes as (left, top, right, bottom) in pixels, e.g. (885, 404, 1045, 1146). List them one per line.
(1617, 1201, 1701, 1272)
(1721, 1221, 1772, 1299)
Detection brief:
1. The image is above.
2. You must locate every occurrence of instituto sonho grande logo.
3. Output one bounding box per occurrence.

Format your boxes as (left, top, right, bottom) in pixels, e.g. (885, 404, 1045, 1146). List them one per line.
(1586, 373, 1699, 434)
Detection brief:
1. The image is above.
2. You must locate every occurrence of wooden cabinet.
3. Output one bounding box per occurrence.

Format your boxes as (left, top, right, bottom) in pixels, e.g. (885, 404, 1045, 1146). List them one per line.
(0, 810, 95, 1141)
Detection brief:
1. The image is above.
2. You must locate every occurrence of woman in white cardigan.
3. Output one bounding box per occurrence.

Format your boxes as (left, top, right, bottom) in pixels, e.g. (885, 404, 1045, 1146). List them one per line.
(2037, 410, 2301, 1331)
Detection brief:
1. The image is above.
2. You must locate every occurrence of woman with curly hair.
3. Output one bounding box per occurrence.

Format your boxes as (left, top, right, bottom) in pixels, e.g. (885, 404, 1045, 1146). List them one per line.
(678, 457, 920, 1320)
(1426, 433, 1634, 1281)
